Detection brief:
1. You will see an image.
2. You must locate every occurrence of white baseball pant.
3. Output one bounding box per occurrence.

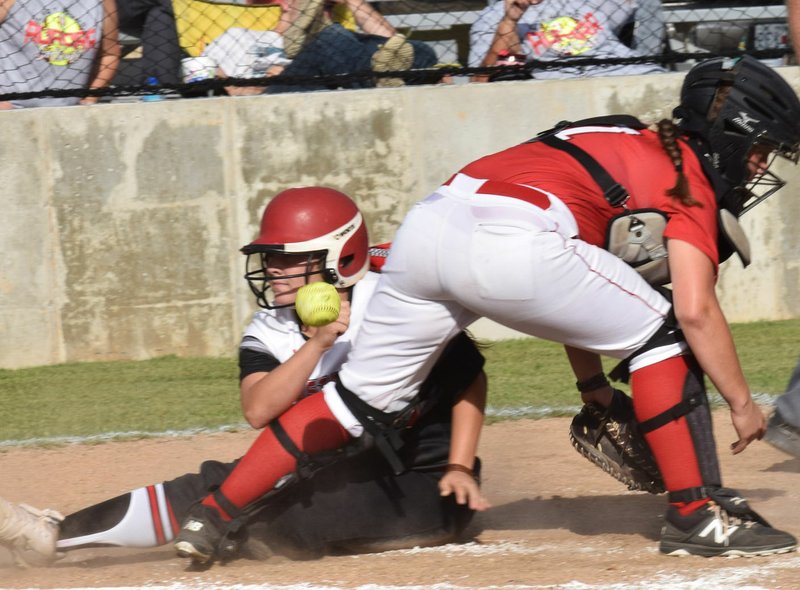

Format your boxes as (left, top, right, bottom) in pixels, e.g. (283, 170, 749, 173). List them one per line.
(325, 174, 686, 434)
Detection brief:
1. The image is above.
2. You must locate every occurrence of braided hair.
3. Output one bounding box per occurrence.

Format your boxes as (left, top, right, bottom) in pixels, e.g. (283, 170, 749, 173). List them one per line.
(656, 119, 701, 207)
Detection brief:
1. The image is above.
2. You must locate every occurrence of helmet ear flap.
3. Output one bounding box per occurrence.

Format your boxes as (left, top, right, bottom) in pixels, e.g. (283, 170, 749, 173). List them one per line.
(331, 217, 369, 287)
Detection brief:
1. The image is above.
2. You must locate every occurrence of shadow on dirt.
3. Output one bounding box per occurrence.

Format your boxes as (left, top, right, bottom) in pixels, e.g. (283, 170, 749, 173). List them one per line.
(469, 494, 664, 539)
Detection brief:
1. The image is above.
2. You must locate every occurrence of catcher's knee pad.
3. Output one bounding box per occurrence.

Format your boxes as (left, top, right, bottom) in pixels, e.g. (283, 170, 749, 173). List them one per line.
(609, 290, 684, 384)
(637, 356, 722, 501)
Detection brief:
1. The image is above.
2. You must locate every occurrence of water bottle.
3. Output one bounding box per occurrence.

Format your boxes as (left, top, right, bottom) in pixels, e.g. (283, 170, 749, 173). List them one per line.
(142, 76, 163, 102)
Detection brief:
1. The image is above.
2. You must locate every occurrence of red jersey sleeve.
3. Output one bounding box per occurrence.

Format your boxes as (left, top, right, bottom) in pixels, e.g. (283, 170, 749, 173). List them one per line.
(659, 150, 720, 270)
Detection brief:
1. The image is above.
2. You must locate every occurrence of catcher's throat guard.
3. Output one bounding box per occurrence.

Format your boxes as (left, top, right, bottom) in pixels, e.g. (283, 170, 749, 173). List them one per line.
(717, 208, 751, 268)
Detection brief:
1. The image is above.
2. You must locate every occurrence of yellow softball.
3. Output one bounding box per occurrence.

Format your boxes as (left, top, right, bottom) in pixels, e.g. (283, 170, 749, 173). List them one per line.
(294, 282, 341, 327)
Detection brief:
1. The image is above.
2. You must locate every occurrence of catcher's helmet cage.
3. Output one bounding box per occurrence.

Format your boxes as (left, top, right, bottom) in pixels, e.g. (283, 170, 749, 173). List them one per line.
(673, 55, 800, 216)
(241, 187, 369, 309)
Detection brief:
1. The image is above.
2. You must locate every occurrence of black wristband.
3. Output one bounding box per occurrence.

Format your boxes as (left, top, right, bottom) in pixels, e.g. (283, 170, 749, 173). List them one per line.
(576, 372, 610, 393)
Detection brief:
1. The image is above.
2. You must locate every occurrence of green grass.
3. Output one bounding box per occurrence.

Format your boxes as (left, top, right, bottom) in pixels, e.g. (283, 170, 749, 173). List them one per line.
(1, 320, 797, 444)
(480, 318, 800, 422)
(0, 356, 242, 443)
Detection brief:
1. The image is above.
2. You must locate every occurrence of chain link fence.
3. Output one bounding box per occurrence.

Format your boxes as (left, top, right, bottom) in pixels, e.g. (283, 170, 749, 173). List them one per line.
(0, 0, 793, 106)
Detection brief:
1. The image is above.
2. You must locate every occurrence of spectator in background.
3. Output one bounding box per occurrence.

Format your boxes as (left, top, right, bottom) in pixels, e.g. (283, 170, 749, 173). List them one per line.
(116, 0, 182, 86)
(0, 0, 120, 108)
(204, 0, 437, 94)
(468, 0, 665, 82)
(203, 27, 291, 95)
(267, 0, 438, 92)
(115, 0, 281, 89)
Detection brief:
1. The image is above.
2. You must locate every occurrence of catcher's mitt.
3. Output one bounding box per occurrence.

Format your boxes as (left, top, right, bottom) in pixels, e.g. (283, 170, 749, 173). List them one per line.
(569, 389, 665, 494)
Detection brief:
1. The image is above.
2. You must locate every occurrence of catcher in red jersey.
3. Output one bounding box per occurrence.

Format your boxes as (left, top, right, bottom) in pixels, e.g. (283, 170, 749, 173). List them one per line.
(173, 56, 800, 561)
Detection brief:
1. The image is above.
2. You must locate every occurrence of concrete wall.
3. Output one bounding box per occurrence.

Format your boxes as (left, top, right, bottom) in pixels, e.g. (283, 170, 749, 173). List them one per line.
(2, 69, 799, 369)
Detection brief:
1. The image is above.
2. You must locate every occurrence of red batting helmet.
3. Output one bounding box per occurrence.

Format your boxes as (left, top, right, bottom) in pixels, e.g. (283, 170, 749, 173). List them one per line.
(241, 187, 369, 308)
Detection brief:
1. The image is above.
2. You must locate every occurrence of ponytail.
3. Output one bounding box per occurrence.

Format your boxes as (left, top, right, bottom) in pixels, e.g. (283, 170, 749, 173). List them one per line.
(656, 119, 701, 207)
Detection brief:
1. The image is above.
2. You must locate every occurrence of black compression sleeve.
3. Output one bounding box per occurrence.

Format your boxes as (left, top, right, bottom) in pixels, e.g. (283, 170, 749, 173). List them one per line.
(239, 346, 280, 381)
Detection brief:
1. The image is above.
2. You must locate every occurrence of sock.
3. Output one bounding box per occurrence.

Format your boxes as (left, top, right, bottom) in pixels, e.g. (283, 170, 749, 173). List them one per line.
(204, 392, 351, 519)
(57, 485, 178, 549)
(631, 355, 710, 516)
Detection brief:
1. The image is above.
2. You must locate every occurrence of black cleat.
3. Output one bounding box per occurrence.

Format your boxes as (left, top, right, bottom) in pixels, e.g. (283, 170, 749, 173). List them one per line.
(660, 497, 797, 557)
(174, 504, 227, 564)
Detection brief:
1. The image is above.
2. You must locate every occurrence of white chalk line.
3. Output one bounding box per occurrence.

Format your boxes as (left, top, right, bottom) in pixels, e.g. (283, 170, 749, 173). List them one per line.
(0, 424, 252, 449)
(2, 551, 800, 590)
(0, 393, 780, 449)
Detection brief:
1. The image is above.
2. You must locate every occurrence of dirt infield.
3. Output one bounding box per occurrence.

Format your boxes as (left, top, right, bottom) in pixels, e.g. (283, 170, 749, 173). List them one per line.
(2, 409, 800, 590)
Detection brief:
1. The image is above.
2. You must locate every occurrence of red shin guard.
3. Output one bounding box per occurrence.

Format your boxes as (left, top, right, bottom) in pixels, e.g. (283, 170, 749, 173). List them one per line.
(631, 356, 709, 513)
(203, 392, 351, 518)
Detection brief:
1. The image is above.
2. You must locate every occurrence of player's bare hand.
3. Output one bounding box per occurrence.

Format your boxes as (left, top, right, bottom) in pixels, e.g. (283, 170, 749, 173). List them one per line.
(306, 301, 351, 350)
(729, 398, 766, 454)
(439, 471, 491, 511)
(504, 0, 542, 21)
